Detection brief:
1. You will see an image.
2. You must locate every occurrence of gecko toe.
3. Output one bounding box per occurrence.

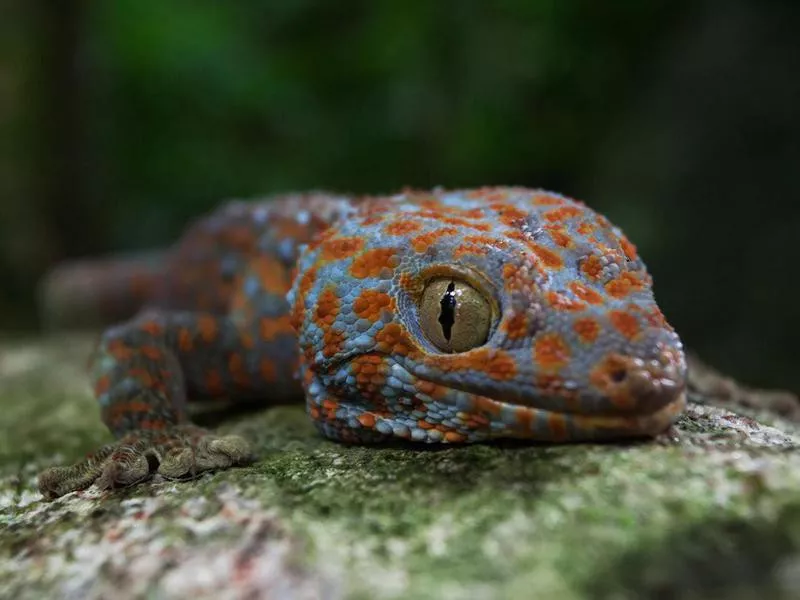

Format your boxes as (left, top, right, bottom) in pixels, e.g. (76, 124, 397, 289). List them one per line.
(38, 443, 116, 499)
(38, 465, 96, 500)
(157, 433, 254, 480)
(94, 450, 152, 490)
(206, 435, 253, 464)
(38, 429, 254, 499)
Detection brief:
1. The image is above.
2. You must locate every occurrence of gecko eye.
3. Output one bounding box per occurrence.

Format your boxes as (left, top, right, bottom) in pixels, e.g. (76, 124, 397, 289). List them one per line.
(419, 278, 492, 353)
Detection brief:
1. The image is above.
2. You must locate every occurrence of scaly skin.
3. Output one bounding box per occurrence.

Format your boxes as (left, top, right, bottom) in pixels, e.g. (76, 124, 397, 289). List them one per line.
(38, 187, 686, 499)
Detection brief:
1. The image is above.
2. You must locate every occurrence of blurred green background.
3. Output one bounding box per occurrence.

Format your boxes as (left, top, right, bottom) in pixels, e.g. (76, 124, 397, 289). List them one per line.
(0, 0, 797, 392)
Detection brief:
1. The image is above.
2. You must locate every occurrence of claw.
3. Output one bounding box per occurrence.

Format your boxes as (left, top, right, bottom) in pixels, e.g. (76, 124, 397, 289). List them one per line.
(37, 429, 254, 499)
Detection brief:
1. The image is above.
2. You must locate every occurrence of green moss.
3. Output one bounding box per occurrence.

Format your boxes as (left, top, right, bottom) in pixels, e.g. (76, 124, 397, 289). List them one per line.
(1, 335, 799, 598)
(588, 502, 800, 599)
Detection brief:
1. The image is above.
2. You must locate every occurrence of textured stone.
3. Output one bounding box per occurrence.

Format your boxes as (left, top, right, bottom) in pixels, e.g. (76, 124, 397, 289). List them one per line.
(1, 335, 799, 599)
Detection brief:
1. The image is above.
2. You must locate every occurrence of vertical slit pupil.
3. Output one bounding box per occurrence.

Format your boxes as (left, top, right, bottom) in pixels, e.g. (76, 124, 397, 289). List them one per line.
(438, 281, 457, 341)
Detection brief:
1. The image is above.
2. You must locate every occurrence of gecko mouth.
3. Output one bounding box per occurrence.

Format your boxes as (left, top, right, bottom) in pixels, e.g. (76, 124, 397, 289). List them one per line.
(408, 371, 686, 441)
(405, 349, 686, 419)
(380, 356, 686, 441)
(410, 359, 686, 415)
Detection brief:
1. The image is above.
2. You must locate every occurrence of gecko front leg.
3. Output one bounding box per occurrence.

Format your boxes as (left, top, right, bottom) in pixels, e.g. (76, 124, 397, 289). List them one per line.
(38, 307, 293, 499)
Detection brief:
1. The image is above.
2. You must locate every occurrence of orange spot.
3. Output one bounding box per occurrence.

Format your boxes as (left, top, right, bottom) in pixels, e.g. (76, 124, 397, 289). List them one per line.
(177, 328, 194, 352)
(502, 312, 529, 340)
(620, 235, 638, 262)
(221, 224, 258, 250)
(531, 193, 565, 206)
(205, 369, 224, 395)
(260, 314, 295, 341)
(357, 413, 376, 428)
(314, 287, 340, 328)
(107, 340, 134, 360)
(493, 205, 528, 227)
(466, 234, 508, 248)
(139, 320, 163, 336)
(543, 206, 583, 222)
(589, 354, 637, 408)
(197, 315, 219, 343)
(375, 323, 416, 357)
(454, 234, 509, 258)
(127, 368, 154, 387)
(94, 375, 110, 395)
(545, 227, 574, 248)
(465, 413, 490, 428)
(383, 221, 422, 236)
(250, 255, 291, 295)
(435, 348, 518, 381)
(229, 353, 249, 387)
(547, 291, 586, 312)
(444, 431, 466, 443)
(350, 248, 400, 279)
(353, 289, 395, 322)
(573, 318, 601, 344)
(514, 407, 534, 431)
(569, 282, 604, 305)
(576, 221, 595, 236)
(259, 358, 277, 382)
(473, 395, 503, 417)
(580, 255, 604, 280)
(240, 332, 256, 349)
(534, 333, 571, 370)
(290, 267, 317, 331)
(361, 215, 383, 227)
(321, 236, 365, 261)
(547, 413, 569, 441)
(410, 227, 459, 253)
(140, 345, 163, 361)
(502, 263, 519, 285)
(645, 306, 669, 328)
(322, 328, 346, 358)
(351, 355, 387, 390)
(605, 272, 645, 299)
(415, 380, 448, 400)
(417, 212, 491, 231)
(453, 242, 488, 258)
(609, 310, 641, 340)
(530, 244, 563, 269)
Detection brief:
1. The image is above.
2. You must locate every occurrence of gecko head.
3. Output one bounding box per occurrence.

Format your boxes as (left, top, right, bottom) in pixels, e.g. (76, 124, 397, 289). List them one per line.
(290, 187, 686, 443)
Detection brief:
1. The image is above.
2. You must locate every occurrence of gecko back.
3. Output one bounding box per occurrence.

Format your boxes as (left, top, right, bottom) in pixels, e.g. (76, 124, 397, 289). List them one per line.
(38, 192, 355, 329)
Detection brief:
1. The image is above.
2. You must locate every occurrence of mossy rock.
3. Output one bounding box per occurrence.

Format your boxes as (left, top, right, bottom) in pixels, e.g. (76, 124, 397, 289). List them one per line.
(1, 335, 799, 599)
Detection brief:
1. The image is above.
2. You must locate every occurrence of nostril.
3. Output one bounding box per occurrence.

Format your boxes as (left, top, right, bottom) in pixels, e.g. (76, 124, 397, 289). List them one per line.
(610, 368, 627, 383)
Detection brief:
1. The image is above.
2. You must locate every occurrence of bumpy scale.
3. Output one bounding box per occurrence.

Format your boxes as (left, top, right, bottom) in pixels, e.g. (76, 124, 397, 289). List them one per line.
(38, 188, 686, 499)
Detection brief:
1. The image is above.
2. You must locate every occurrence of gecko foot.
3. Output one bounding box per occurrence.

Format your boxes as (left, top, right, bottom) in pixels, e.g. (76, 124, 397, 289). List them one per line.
(37, 425, 254, 500)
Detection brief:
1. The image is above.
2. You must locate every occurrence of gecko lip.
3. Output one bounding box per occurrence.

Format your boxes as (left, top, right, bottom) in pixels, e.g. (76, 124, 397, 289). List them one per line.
(404, 347, 686, 418)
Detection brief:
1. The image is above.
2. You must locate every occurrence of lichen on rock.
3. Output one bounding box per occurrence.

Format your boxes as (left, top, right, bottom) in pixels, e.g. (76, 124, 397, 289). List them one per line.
(1, 335, 799, 599)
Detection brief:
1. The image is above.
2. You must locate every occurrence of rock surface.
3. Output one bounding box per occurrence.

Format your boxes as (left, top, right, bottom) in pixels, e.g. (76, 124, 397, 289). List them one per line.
(1, 335, 799, 599)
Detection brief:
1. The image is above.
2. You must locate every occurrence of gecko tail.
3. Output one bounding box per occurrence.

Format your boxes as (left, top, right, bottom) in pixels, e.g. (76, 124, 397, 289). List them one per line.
(38, 251, 169, 331)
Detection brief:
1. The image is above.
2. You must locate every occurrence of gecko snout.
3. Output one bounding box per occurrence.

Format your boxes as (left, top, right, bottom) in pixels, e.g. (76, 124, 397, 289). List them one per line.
(590, 344, 686, 415)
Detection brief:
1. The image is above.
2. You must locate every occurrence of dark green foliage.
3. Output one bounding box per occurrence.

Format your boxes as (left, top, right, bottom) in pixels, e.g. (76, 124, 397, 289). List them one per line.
(1, 0, 798, 393)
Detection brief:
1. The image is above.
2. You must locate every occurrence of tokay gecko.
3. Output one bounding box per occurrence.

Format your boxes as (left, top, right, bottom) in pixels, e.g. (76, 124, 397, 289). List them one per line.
(38, 187, 686, 499)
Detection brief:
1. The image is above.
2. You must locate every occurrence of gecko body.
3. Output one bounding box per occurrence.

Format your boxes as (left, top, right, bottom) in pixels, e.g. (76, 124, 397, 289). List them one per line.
(39, 187, 686, 498)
